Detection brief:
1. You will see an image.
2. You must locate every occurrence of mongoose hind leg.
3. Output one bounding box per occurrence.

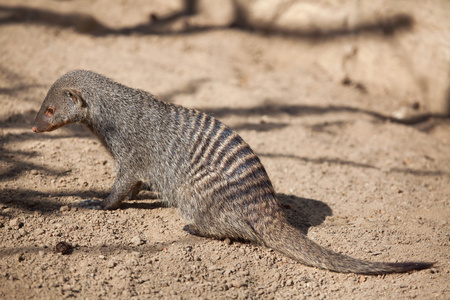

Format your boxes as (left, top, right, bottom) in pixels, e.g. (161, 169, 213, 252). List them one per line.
(183, 224, 229, 240)
(182, 222, 241, 240)
(183, 224, 205, 237)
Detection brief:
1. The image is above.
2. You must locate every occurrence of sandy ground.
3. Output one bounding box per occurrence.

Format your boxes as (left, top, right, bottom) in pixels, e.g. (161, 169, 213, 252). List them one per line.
(0, 1, 449, 299)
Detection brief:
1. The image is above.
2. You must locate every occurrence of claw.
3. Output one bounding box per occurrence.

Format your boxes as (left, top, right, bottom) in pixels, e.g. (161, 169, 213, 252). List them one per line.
(78, 199, 105, 210)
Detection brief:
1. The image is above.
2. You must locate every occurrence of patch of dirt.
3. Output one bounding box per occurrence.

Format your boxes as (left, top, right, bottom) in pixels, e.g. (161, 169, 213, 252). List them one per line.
(0, 1, 449, 299)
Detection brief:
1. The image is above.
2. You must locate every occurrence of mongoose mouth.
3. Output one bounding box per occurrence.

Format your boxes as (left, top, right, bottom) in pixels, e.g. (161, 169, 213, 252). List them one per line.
(32, 122, 65, 133)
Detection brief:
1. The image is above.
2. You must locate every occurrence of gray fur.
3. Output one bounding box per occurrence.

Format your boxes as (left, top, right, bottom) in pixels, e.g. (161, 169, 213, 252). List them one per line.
(32, 70, 434, 274)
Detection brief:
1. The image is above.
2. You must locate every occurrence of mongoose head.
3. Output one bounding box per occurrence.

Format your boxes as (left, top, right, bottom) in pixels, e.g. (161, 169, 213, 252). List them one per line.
(32, 71, 88, 133)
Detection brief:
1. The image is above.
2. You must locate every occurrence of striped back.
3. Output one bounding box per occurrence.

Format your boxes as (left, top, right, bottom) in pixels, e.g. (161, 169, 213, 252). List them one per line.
(163, 104, 276, 204)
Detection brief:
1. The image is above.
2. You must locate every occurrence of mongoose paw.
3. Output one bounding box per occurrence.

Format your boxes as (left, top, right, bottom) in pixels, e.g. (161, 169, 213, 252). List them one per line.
(183, 224, 204, 237)
(77, 199, 105, 210)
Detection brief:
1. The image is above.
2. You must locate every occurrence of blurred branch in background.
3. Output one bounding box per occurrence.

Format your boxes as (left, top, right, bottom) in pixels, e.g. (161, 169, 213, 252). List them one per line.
(0, 2, 413, 39)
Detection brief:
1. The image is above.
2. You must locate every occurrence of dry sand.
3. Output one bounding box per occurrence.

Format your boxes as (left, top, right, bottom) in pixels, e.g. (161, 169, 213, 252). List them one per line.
(0, 1, 449, 299)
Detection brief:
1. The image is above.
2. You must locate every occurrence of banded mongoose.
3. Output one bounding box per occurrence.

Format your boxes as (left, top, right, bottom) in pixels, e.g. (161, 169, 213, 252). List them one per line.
(32, 70, 434, 274)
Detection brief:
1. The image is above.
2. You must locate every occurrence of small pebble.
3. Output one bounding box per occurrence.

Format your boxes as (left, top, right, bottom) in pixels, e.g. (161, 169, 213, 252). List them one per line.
(60, 205, 70, 212)
(132, 251, 142, 258)
(274, 272, 281, 281)
(131, 236, 143, 246)
(55, 241, 72, 255)
(208, 265, 220, 271)
(107, 260, 116, 268)
(9, 218, 23, 228)
(268, 282, 278, 293)
(30, 170, 38, 175)
(35, 228, 45, 235)
(155, 243, 165, 251)
(62, 284, 72, 291)
(223, 238, 232, 245)
(71, 284, 81, 293)
(231, 280, 247, 288)
(225, 268, 235, 276)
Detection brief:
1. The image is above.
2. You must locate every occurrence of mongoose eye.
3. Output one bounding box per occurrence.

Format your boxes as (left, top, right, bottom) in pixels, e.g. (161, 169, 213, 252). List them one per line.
(65, 90, 73, 98)
(45, 107, 55, 117)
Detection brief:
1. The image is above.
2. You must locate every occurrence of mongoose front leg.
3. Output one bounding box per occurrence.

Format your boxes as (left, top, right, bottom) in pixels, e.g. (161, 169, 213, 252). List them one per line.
(128, 181, 143, 200)
(78, 169, 140, 210)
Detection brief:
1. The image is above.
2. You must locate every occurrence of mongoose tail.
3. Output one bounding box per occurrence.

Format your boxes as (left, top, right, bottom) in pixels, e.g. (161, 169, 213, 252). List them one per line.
(259, 220, 435, 275)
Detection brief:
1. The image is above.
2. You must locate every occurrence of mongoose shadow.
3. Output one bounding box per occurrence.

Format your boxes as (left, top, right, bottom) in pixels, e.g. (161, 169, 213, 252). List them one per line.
(120, 190, 165, 211)
(276, 193, 332, 235)
(0, 187, 114, 214)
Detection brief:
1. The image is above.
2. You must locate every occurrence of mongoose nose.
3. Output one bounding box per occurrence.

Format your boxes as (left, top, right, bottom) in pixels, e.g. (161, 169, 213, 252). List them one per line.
(32, 127, 38, 133)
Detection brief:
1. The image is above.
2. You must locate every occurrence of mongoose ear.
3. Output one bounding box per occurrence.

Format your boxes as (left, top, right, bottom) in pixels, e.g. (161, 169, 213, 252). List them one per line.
(65, 89, 86, 108)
